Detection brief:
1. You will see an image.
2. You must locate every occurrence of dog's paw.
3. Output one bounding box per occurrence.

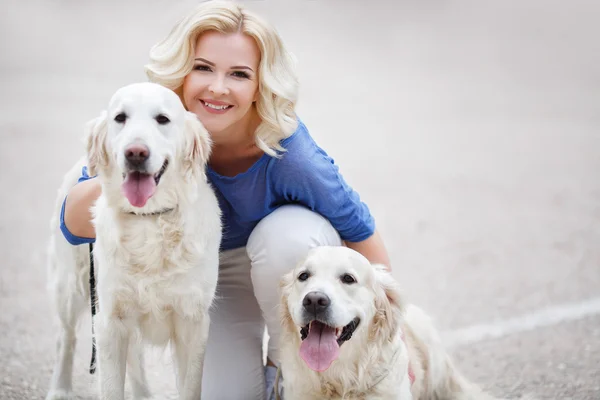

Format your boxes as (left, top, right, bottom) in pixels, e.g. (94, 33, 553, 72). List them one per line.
(45, 389, 73, 400)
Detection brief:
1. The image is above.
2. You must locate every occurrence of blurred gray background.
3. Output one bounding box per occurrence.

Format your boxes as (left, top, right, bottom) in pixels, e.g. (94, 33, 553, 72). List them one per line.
(1, 0, 599, 399)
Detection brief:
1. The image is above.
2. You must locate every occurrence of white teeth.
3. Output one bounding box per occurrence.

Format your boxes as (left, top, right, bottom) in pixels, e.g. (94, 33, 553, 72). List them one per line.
(204, 101, 229, 110)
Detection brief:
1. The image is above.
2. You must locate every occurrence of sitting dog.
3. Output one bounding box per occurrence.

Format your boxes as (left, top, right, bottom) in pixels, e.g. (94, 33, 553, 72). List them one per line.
(279, 246, 498, 400)
(46, 82, 221, 400)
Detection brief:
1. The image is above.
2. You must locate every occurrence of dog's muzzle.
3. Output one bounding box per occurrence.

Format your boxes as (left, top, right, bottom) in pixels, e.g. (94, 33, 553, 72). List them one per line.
(302, 291, 330, 315)
(122, 158, 169, 185)
(121, 144, 169, 208)
(125, 143, 150, 171)
(299, 291, 361, 346)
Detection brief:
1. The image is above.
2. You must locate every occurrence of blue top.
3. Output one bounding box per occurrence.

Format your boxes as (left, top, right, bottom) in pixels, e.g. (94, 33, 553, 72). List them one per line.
(60, 120, 375, 250)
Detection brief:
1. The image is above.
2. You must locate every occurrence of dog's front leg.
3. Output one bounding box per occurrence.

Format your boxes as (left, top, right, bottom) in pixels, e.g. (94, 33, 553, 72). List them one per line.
(173, 313, 210, 400)
(127, 338, 151, 399)
(96, 314, 131, 400)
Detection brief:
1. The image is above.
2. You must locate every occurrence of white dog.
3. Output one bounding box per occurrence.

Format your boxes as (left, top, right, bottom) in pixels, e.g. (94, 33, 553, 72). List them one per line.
(46, 82, 221, 400)
(279, 246, 498, 400)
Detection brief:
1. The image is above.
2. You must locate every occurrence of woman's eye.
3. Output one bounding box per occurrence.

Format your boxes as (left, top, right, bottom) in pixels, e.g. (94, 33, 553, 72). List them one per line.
(193, 65, 211, 71)
(114, 112, 127, 123)
(155, 114, 170, 125)
(298, 272, 310, 282)
(232, 71, 250, 79)
(341, 274, 356, 284)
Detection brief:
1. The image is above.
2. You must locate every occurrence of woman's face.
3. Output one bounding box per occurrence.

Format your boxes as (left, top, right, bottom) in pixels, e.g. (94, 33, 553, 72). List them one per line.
(183, 31, 260, 142)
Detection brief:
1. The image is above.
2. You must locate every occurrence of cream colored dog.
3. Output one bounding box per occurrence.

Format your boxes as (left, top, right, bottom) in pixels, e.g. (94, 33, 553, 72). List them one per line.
(46, 82, 221, 400)
(279, 246, 498, 400)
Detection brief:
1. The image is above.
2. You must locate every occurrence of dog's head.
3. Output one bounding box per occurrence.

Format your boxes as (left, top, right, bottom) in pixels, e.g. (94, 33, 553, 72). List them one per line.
(280, 246, 404, 372)
(85, 82, 211, 212)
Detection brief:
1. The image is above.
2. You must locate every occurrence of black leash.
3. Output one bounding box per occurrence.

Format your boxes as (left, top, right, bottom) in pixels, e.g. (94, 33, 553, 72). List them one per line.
(86, 210, 173, 376)
(89, 242, 98, 374)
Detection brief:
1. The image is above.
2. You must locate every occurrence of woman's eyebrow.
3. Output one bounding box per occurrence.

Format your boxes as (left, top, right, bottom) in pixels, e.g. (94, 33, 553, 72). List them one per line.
(195, 57, 254, 72)
(194, 57, 215, 66)
(231, 65, 254, 72)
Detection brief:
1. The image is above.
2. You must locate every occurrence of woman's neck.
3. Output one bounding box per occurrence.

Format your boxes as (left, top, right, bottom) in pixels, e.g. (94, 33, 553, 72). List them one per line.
(208, 110, 264, 177)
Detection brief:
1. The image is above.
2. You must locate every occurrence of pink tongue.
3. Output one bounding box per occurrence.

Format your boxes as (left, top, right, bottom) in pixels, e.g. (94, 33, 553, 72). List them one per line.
(121, 172, 156, 207)
(299, 321, 340, 372)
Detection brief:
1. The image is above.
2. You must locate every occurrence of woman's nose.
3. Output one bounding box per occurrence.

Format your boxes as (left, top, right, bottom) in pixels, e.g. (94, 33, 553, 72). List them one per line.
(209, 74, 229, 96)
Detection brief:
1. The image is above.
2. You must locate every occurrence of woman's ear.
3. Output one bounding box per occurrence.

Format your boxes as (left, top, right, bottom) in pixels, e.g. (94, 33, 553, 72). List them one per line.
(183, 111, 212, 180)
(85, 111, 108, 177)
(370, 264, 405, 341)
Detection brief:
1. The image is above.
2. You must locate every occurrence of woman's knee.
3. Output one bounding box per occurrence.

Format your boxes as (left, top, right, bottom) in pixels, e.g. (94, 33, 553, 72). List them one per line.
(246, 205, 342, 275)
(246, 205, 342, 363)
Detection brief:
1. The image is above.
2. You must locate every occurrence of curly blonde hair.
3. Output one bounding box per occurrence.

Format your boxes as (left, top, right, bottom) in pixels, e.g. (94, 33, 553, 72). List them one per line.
(145, 0, 299, 156)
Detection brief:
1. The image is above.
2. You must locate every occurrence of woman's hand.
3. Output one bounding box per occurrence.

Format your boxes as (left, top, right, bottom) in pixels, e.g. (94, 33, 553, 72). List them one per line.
(64, 177, 102, 239)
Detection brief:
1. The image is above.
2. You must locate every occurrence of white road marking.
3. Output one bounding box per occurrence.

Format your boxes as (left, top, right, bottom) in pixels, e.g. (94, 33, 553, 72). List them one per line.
(443, 297, 600, 347)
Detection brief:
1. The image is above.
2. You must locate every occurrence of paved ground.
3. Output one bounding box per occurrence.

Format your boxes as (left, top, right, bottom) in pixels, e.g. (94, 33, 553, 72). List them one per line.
(1, 1, 599, 399)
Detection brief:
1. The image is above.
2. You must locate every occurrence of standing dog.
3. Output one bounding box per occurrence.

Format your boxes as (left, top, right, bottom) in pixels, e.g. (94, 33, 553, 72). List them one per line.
(46, 82, 221, 400)
(279, 246, 498, 400)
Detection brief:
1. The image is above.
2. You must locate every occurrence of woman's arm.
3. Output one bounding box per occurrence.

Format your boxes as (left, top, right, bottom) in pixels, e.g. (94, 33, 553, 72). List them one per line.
(271, 124, 390, 268)
(345, 230, 391, 270)
(63, 177, 102, 239)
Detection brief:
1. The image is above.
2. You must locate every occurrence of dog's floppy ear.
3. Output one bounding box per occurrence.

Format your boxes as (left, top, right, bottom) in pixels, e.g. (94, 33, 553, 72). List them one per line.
(183, 111, 212, 180)
(278, 270, 298, 336)
(371, 264, 405, 342)
(85, 111, 108, 177)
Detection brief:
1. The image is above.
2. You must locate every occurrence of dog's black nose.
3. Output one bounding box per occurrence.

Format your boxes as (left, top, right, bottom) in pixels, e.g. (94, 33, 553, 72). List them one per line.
(125, 144, 150, 167)
(303, 291, 331, 314)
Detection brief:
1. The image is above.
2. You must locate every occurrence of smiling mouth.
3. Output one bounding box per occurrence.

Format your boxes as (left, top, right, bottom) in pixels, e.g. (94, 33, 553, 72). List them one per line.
(120, 159, 169, 208)
(297, 317, 361, 372)
(153, 159, 169, 184)
(201, 100, 233, 111)
(300, 317, 361, 346)
(122, 158, 169, 184)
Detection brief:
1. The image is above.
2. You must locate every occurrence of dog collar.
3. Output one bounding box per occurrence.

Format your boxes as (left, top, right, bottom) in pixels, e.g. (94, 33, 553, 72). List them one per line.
(127, 207, 176, 216)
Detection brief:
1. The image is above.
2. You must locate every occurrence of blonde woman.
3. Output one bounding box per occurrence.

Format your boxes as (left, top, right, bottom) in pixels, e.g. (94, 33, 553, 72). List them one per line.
(61, 1, 390, 398)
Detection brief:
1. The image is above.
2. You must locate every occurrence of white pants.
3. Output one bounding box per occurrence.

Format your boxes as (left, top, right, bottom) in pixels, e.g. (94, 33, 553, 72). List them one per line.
(201, 205, 342, 399)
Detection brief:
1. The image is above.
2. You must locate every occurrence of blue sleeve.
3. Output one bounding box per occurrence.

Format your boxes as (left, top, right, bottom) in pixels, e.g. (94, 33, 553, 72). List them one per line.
(273, 123, 375, 242)
(59, 166, 96, 245)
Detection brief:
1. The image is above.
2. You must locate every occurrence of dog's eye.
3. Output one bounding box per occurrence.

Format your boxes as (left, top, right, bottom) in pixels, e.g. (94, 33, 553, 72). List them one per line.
(155, 114, 170, 125)
(114, 112, 127, 123)
(298, 272, 310, 282)
(341, 274, 356, 284)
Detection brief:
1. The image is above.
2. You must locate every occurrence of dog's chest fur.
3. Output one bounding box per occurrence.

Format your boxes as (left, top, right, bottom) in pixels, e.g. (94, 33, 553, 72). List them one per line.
(115, 213, 196, 272)
(284, 362, 401, 400)
(93, 194, 220, 337)
(281, 334, 414, 400)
